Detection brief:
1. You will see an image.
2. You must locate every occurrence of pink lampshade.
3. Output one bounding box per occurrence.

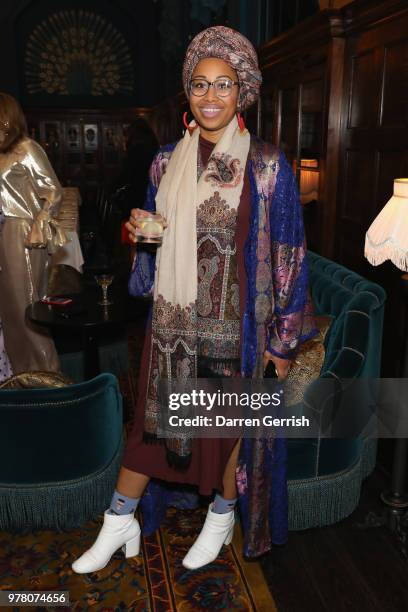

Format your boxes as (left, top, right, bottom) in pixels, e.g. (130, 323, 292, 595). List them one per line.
(364, 179, 408, 272)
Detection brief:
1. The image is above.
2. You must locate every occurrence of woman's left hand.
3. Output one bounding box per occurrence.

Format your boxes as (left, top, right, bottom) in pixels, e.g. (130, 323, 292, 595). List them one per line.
(263, 350, 292, 380)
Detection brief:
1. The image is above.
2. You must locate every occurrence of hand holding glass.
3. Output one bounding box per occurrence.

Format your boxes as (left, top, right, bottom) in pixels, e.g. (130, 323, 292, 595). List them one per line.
(128, 209, 166, 244)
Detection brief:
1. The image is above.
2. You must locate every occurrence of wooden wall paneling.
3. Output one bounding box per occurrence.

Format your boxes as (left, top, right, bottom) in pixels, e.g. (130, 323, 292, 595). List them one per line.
(341, 0, 408, 38)
(347, 49, 378, 129)
(380, 38, 408, 129)
(260, 84, 279, 144)
(335, 0, 408, 376)
(342, 148, 376, 224)
(319, 34, 345, 259)
(258, 10, 345, 255)
(280, 86, 300, 167)
(336, 40, 382, 269)
(335, 6, 408, 274)
(260, 9, 341, 71)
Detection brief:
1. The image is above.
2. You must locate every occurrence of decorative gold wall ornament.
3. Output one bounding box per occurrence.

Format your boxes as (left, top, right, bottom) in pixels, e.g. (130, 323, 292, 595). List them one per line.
(24, 10, 134, 96)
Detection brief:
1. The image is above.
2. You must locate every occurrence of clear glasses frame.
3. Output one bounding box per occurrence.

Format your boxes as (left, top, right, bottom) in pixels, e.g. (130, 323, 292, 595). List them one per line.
(189, 77, 239, 98)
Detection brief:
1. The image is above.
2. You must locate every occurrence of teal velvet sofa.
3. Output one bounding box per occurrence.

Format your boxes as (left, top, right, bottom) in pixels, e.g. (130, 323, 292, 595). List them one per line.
(287, 251, 386, 530)
(0, 373, 123, 529)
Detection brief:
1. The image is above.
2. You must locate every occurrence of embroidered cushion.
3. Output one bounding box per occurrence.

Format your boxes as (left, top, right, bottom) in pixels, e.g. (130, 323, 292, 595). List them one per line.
(285, 314, 334, 406)
(0, 370, 73, 389)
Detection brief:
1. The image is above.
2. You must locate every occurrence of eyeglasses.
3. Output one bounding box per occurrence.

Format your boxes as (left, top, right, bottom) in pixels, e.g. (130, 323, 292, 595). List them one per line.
(190, 78, 239, 98)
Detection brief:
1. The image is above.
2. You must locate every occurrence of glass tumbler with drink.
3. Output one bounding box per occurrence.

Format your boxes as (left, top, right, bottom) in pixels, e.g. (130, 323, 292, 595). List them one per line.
(132, 209, 166, 244)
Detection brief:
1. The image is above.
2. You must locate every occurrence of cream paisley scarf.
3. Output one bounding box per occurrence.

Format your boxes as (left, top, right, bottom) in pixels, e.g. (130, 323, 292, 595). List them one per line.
(147, 115, 250, 463)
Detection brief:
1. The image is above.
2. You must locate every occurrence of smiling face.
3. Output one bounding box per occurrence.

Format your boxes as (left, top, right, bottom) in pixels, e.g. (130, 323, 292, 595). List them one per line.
(188, 58, 239, 143)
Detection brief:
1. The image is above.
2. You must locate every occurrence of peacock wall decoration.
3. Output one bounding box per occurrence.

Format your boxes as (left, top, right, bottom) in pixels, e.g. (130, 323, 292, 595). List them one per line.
(24, 9, 134, 96)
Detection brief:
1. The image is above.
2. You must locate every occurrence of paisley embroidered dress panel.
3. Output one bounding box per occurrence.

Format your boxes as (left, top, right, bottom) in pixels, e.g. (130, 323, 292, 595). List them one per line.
(196, 140, 241, 370)
(144, 120, 250, 464)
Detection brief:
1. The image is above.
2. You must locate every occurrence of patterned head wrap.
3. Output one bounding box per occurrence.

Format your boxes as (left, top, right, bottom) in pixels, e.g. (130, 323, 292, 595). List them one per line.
(182, 26, 262, 112)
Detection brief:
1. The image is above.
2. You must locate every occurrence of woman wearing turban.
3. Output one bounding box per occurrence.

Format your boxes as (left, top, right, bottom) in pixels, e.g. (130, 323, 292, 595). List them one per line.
(73, 26, 316, 573)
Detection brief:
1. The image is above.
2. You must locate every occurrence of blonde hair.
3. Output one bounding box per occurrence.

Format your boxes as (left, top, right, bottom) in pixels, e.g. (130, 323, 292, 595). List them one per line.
(0, 92, 28, 152)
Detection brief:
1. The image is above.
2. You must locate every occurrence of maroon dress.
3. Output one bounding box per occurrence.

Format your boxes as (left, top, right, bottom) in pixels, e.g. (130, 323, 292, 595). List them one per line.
(122, 136, 251, 495)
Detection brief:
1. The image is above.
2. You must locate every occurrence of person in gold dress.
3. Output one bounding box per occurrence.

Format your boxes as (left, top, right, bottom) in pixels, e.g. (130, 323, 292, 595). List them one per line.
(0, 93, 65, 373)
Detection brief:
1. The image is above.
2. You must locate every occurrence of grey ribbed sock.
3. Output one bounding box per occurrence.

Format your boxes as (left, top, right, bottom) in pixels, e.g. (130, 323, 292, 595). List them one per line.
(108, 490, 140, 515)
(213, 492, 237, 514)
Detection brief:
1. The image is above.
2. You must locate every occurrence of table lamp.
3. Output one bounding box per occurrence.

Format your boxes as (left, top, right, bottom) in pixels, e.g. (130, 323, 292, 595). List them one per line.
(299, 159, 319, 205)
(362, 177, 408, 559)
(365, 178, 408, 271)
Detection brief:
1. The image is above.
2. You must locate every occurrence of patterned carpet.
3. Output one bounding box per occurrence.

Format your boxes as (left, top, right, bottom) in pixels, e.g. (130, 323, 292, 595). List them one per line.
(0, 507, 276, 611)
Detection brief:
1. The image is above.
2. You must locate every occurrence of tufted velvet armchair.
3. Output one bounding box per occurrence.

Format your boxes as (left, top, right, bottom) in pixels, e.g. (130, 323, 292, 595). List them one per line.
(0, 373, 123, 529)
(287, 251, 386, 530)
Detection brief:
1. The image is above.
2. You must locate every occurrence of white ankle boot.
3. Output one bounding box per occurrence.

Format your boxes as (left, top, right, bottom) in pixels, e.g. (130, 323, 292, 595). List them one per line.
(72, 510, 141, 574)
(182, 503, 235, 570)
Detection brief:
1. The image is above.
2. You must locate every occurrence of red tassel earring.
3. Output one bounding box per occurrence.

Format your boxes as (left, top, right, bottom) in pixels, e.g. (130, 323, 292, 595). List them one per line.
(237, 112, 246, 132)
(183, 111, 197, 133)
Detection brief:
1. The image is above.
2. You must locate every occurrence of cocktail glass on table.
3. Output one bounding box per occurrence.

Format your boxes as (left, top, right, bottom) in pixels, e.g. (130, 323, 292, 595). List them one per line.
(95, 274, 114, 306)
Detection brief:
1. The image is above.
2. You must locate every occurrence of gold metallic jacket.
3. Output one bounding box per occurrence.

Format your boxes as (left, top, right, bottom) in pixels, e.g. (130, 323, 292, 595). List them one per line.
(0, 138, 66, 251)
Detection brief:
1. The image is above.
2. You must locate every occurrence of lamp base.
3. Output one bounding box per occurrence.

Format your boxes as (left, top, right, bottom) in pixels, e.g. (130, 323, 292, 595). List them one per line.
(354, 506, 408, 560)
(353, 272, 408, 560)
(380, 490, 408, 508)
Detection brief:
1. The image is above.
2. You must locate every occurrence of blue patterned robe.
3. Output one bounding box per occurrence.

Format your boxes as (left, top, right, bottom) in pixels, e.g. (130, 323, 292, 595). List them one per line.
(128, 136, 316, 557)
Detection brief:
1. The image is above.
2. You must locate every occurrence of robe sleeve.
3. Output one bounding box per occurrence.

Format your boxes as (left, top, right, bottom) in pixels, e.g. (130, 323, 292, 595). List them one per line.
(21, 139, 67, 251)
(266, 152, 317, 359)
(128, 175, 157, 297)
(24, 139, 62, 215)
(128, 146, 171, 297)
